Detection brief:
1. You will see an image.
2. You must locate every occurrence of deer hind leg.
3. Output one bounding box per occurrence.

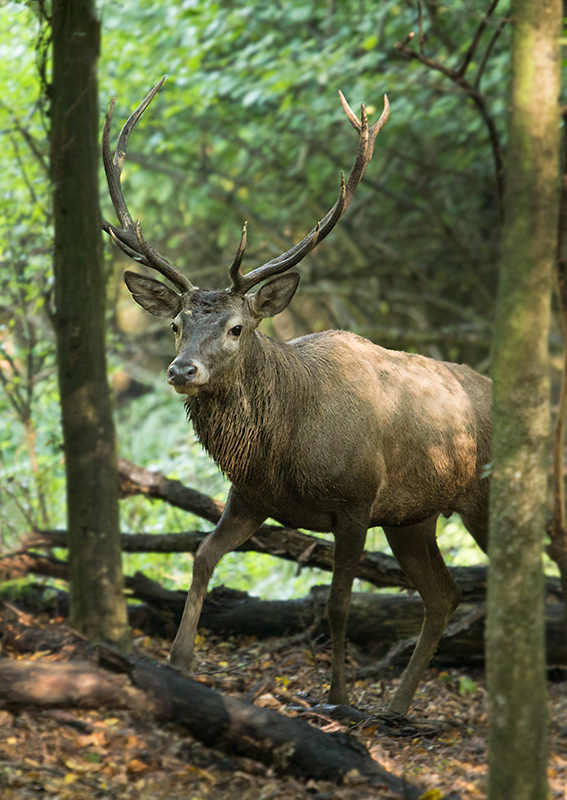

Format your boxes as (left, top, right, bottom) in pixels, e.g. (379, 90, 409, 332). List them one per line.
(383, 515, 460, 716)
(169, 488, 266, 671)
(326, 512, 369, 705)
(460, 499, 489, 556)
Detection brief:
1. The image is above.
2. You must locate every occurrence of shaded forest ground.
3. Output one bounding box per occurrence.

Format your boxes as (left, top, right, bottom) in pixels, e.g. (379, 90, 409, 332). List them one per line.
(1, 600, 567, 800)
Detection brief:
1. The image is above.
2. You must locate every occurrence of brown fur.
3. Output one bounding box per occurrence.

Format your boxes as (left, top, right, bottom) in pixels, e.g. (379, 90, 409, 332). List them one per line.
(187, 326, 492, 531)
(109, 84, 490, 714)
(124, 276, 492, 715)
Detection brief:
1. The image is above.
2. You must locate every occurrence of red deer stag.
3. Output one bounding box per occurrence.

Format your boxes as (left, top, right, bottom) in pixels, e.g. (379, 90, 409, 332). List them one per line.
(102, 79, 492, 716)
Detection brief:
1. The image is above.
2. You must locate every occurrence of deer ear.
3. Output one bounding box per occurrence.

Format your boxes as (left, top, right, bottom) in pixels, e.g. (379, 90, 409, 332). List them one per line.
(124, 271, 182, 318)
(248, 273, 300, 320)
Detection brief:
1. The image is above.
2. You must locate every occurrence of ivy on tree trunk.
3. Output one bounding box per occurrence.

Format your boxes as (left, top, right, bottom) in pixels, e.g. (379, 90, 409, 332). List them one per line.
(50, 0, 129, 648)
(486, 1, 561, 798)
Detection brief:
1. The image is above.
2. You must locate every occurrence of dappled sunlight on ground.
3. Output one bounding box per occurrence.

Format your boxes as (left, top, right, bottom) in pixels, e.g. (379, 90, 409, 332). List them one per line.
(1, 610, 566, 800)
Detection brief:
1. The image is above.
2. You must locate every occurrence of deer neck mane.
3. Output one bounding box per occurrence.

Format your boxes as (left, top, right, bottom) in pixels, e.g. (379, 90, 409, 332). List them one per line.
(185, 333, 312, 491)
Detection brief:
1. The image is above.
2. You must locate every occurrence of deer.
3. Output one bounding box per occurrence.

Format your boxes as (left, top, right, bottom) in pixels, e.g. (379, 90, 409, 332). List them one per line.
(101, 79, 492, 717)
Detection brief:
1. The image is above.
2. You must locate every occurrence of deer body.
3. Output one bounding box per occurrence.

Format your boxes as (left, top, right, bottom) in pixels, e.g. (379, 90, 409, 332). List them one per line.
(188, 323, 490, 533)
(102, 82, 492, 716)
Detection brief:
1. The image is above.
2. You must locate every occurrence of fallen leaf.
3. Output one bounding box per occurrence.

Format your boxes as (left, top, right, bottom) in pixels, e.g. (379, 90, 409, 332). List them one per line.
(127, 758, 150, 774)
(255, 693, 281, 710)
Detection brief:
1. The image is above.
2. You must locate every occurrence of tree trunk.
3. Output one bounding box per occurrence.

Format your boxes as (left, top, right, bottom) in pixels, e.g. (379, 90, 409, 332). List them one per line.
(486, 2, 561, 799)
(550, 118, 567, 642)
(50, 0, 128, 647)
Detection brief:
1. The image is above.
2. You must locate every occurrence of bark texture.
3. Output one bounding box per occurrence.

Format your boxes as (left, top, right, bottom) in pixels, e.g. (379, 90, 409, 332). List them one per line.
(486, 2, 561, 798)
(50, 0, 128, 645)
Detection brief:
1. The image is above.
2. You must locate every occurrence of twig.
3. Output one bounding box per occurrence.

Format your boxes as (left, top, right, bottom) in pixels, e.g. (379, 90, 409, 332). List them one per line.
(456, 0, 500, 79)
(417, 0, 424, 53)
(394, 1, 506, 222)
(0, 760, 65, 777)
(9, 116, 49, 175)
(474, 15, 509, 90)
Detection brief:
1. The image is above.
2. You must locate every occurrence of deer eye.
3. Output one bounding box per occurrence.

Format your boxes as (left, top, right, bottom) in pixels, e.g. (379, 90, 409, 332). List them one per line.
(171, 322, 179, 334)
(229, 325, 242, 337)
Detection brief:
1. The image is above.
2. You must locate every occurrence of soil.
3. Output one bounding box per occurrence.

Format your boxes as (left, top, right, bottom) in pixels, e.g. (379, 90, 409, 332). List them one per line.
(0, 607, 566, 800)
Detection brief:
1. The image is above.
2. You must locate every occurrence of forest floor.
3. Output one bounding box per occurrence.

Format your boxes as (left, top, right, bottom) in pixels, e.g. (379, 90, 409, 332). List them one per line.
(0, 606, 566, 800)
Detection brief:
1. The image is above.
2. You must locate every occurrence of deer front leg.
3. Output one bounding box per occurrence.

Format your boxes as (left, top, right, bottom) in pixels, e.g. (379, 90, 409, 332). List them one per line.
(383, 516, 460, 716)
(169, 488, 266, 671)
(326, 511, 369, 705)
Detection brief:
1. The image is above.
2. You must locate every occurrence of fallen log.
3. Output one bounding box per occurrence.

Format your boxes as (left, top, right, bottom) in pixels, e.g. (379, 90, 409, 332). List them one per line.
(116, 458, 564, 602)
(5, 460, 563, 670)
(127, 574, 567, 668)
(117, 458, 224, 523)
(0, 653, 425, 798)
(4, 563, 565, 668)
(21, 524, 563, 603)
(124, 654, 420, 792)
(0, 551, 68, 582)
(24, 524, 415, 593)
(0, 659, 131, 709)
(21, 460, 562, 604)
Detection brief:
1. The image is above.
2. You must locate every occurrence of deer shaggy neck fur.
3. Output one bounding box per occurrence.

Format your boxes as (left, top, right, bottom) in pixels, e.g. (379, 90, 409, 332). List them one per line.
(186, 330, 320, 498)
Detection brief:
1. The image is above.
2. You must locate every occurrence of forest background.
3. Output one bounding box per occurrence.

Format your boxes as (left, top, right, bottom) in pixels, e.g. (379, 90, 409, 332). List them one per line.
(0, 0, 548, 598)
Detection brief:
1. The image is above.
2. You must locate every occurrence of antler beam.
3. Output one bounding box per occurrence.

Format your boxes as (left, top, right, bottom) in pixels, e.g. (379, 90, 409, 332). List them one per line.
(229, 92, 389, 295)
(101, 78, 194, 294)
(101, 81, 389, 299)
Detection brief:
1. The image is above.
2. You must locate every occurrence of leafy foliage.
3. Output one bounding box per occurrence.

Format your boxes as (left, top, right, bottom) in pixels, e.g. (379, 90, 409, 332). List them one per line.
(99, 0, 508, 363)
(1, 0, 512, 593)
(0, 2, 59, 544)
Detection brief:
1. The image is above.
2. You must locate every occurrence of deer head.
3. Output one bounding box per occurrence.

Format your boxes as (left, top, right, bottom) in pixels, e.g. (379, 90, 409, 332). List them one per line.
(101, 79, 389, 395)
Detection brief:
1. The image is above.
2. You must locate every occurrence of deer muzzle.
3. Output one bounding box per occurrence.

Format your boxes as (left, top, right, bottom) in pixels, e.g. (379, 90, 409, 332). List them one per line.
(167, 359, 210, 394)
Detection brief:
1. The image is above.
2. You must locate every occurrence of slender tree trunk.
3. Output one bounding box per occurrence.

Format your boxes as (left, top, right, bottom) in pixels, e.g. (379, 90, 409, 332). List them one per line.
(486, 2, 561, 799)
(550, 121, 567, 640)
(50, 0, 129, 647)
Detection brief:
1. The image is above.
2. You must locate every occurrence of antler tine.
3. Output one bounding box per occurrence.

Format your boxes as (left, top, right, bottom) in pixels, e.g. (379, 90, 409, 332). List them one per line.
(339, 91, 390, 214)
(229, 222, 249, 293)
(101, 81, 165, 236)
(230, 92, 389, 295)
(230, 178, 346, 295)
(101, 78, 194, 294)
(106, 226, 147, 263)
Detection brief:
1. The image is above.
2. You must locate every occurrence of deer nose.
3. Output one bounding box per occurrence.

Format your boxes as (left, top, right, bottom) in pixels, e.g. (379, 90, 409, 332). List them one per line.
(168, 362, 197, 386)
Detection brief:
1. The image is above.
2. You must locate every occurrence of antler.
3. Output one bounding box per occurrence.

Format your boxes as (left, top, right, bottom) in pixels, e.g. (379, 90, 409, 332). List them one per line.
(229, 91, 390, 295)
(101, 78, 194, 294)
(102, 81, 388, 297)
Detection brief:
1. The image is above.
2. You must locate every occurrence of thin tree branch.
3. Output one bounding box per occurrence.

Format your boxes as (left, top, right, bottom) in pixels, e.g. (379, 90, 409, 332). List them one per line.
(417, 0, 424, 53)
(393, 2, 506, 222)
(1, 107, 50, 176)
(456, 0, 500, 79)
(474, 15, 509, 90)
